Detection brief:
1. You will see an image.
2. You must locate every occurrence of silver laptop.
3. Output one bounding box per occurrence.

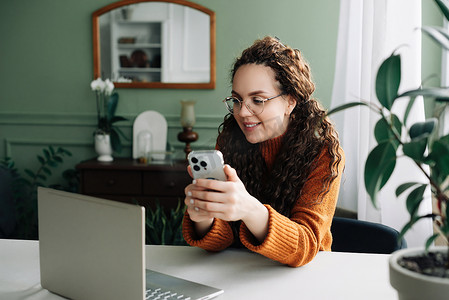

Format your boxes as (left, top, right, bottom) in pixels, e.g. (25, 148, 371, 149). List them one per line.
(38, 187, 223, 300)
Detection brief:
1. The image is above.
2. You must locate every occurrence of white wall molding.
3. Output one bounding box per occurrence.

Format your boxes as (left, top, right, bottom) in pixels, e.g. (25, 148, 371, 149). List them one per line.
(4, 138, 93, 158)
(0, 112, 224, 159)
(0, 111, 223, 130)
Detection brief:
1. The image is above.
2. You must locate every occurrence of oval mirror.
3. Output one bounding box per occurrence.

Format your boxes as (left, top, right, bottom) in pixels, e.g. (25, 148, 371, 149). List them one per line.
(93, 0, 215, 89)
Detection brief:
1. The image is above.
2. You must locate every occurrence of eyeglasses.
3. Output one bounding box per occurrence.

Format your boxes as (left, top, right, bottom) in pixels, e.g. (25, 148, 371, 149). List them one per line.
(223, 93, 284, 116)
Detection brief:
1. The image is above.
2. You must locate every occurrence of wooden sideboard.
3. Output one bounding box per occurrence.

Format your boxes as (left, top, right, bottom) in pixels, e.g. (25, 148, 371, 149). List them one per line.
(76, 158, 191, 210)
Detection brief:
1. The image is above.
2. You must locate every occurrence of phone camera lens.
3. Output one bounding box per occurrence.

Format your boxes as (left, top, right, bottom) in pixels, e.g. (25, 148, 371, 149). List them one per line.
(193, 165, 200, 171)
(200, 161, 207, 167)
(191, 157, 198, 163)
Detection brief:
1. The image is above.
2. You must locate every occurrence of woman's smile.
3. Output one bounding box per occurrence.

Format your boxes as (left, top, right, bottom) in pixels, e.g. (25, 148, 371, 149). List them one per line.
(243, 121, 261, 129)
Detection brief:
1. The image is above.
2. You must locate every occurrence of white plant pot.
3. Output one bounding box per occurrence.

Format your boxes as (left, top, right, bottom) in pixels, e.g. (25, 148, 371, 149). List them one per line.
(389, 246, 449, 300)
(94, 133, 113, 162)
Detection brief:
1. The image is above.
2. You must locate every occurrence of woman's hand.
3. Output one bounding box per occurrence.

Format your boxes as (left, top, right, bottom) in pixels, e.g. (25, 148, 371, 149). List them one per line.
(184, 165, 215, 237)
(184, 164, 269, 242)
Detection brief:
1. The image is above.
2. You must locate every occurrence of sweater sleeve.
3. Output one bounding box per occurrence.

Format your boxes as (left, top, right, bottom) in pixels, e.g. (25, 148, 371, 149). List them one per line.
(182, 212, 234, 251)
(240, 148, 345, 267)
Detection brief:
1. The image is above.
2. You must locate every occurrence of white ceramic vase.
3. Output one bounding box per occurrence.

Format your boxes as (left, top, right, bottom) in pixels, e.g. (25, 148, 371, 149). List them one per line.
(94, 133, 113, 162)
(389, 246, 449, 300)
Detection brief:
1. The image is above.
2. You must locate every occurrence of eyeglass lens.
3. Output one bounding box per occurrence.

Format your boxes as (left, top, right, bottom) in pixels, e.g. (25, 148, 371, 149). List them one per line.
(225, 97, 265, 115)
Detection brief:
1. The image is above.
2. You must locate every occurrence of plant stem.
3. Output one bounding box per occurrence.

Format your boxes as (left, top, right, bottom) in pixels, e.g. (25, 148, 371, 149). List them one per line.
(96, 92, 101, 127)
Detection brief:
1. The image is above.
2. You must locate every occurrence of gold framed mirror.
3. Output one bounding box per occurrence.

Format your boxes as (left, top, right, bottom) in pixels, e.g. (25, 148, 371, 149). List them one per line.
(93, 0, 215, 89)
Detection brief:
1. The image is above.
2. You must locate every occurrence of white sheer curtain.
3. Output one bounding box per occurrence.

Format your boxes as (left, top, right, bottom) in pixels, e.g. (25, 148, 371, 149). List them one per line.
(330, 0, 433, 247)
(441, 20, 449, 135)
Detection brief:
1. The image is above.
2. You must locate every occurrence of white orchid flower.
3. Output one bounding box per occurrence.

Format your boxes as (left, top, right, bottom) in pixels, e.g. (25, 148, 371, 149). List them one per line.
(90, 78, 105, 92)
(104, 79, 115, 95)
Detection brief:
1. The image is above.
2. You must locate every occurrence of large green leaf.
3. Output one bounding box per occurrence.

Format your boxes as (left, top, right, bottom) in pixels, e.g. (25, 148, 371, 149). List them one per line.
(374, 114, 402, 147)
(43, 149, 51, 160)
(364, 141, 397, 205)
(396, 182, 420, 197)
(403, 137, 428, 162)
(398, 217, 418, 242)
(113, 126, 129, 141)
(110, 129, 122, 153)
(326, 101, 370, 117)
(37, 155, 45, 165)
(399, 87, 449, 100)
(25, 169, 35, 178)
(428, 140, 449, 181)
(376, 54, 401, 110)
(110, 116, 127, 124)
(435, 0, 449, 22)
(436, 95, 449, 102)
(398, 214, 434, 244)
(440, 133, 449, 146)
(107, 92, 119, 121)
(425, 233, 441, 250)
(405, 184, 428, 217)
(403, 96, 416, 126)
(60, 147, 72, 156)
(409, 118, 437, 139)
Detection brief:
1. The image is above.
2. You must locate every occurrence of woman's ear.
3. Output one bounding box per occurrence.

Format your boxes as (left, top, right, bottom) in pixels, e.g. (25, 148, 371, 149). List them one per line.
(285, 95, 296, 115)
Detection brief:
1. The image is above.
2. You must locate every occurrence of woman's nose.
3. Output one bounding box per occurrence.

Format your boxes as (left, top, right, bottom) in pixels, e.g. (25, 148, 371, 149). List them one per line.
(238, 102, 253, 117)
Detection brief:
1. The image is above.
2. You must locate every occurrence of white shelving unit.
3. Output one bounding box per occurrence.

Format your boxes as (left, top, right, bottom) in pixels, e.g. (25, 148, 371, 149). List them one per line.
(110, 19, 165, 83)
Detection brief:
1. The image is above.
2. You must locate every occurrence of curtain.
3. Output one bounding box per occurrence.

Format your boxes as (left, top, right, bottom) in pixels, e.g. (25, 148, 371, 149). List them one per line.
(330, 0, 433, 247)
(441, 20, 449, 135)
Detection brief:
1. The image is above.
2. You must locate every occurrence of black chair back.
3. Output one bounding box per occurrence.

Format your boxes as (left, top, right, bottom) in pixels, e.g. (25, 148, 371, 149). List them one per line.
(331, 217, 407, 254)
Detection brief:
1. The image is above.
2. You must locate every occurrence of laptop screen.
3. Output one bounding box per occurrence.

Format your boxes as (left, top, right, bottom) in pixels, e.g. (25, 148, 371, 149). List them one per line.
(38, 187, 146, 300)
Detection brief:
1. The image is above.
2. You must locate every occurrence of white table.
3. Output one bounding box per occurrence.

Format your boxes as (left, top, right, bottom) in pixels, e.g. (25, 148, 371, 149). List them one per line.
(0, 239, 397, 299)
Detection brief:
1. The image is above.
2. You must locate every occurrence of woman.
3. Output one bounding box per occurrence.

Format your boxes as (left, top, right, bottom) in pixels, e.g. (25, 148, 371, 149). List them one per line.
(182, 36, 344, 267)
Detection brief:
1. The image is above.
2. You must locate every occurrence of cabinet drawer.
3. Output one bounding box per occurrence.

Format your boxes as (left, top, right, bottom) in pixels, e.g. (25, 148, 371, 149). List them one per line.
(82, 170, 142, 195)
(143, 171, 190, 197)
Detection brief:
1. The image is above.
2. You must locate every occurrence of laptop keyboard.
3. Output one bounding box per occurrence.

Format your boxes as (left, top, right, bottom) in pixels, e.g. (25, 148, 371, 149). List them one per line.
(145, 288, 191, 300)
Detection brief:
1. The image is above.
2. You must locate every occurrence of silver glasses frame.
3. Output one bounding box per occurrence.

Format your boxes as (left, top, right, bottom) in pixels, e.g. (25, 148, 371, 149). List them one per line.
(223, 93, 284, 115)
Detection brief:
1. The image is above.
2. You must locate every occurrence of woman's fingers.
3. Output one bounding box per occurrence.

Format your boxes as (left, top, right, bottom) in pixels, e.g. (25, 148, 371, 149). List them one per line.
(187, 165, 193, 178)
(188, 196, 225, 213)
(184, 165, 247, 222)
(223, 164, 239, 182)
(190, 188, 227, 204)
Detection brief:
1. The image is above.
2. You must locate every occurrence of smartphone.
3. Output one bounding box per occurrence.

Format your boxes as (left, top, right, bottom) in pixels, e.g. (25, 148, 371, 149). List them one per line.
(187, 150, 227, 181)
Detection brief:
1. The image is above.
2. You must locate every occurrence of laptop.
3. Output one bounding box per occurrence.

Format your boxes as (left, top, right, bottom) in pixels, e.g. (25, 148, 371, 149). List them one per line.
(38, 187, 223, 300)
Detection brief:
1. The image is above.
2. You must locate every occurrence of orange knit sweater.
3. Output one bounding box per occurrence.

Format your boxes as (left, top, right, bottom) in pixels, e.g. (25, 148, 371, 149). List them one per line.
(182, 135, 345, 267)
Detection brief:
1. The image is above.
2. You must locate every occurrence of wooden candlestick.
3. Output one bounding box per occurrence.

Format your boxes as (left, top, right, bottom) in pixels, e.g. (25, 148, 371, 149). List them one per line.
(177, 126, 198, 159)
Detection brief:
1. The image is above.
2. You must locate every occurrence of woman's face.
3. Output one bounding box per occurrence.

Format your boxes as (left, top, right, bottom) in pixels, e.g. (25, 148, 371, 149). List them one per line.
(232, 64, 296, 144)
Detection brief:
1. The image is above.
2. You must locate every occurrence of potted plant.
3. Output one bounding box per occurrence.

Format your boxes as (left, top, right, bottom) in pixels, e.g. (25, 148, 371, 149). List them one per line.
(0, 146, 73, 239)
(145, 199, 187, 246)
(90, 78, 127, 161)
(327, 0, 449, 298)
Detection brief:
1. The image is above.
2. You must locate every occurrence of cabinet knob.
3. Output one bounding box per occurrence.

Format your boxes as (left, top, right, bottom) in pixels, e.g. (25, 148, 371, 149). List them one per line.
(107, 179, 116, 186)
(168, 181, 175, 188)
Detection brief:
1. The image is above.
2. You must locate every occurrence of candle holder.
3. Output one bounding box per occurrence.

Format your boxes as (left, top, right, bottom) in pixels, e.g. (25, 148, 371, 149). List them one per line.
(178, 100, 198, 159)
(178, 127, 198, 158)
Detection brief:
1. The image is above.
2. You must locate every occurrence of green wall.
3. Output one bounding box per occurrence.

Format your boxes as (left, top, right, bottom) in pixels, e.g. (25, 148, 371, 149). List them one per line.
(0, 0, 442, 184)
(422, 0, 444, 117)
(0, 0, 340, 183)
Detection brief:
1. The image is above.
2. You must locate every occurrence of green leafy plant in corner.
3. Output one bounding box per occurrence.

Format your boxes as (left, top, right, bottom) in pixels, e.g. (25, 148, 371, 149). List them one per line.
(0, 146, 74, 239)
(145, 199, 187, 246)
(327, 0, 449, 264)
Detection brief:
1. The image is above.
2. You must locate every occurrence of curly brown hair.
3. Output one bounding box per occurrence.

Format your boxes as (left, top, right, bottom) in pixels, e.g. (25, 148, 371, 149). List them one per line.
(217, 36, 342, 217)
